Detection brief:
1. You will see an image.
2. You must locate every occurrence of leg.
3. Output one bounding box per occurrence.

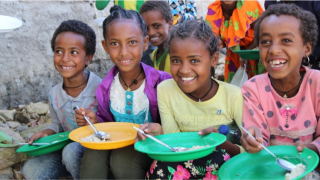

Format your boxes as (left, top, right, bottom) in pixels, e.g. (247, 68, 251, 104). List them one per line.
(22, 151, 70, 180)
(80, 149, 111, 179)
(61, 142, 86, 180)
(110, 145, 153, 179)
(148, 148, 228, 180)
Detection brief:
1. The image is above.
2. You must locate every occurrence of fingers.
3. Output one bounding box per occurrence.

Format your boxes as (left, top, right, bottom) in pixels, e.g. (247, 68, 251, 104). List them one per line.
(295, 141, 305, 152)
(241, 126, 263, 153)
(75, 107, 97, 126)
(198, 126, 217, 135)
(134, 123, 163, 144)
(29, 132, 45, 144)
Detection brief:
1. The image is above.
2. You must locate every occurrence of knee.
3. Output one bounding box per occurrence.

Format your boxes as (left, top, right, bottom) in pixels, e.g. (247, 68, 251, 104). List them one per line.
(62, 142, 85, 166)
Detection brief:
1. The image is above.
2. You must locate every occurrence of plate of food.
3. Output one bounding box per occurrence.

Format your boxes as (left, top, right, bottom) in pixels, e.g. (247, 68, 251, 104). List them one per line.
(69, 122, 139, 150)
(232, 49, 260, 60)
(0, 15, 23, 33)
(16, 131, 72, 156)
(218, 145, 319, 180)
(134, 132, 226, 162)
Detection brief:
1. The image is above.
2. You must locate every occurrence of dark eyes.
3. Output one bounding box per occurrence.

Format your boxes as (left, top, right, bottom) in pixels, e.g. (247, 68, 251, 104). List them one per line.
(55, 50, 62, 54)
(110, 42, 118, 46)
(129, 40, 137, 44)
(171, 59, 180, 63)
(260, 39, 292, 45)
(191, 59, 199, 63)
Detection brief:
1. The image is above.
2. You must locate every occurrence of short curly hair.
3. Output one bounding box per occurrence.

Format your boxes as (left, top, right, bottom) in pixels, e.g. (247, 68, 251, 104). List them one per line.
(139, 1, 173, 23)
(254, 3, 318, 51)
(169, 19, 220, 76)
(51, 20, 96, 55)
(102, 5, 147, 39)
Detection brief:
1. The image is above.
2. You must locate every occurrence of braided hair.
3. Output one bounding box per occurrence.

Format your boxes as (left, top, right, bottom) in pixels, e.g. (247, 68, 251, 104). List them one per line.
(169, 19, 220, 76)
(102, 5, 147, 39)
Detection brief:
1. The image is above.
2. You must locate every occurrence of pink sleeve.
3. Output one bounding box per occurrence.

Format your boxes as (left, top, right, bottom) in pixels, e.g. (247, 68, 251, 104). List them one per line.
(242, 81, 271, 146)
(310, 83, 320, 155)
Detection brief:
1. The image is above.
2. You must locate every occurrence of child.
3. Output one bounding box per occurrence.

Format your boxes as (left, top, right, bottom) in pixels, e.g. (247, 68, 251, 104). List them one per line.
(140, 1, 173, 74)
(75, 5, 171, 179)
(22, 20, 101, 180)
(205, 0, 264, 82)
(240, 4, 320, 178)
(265, 1, 320, 70)
(136, 19, 244, 180)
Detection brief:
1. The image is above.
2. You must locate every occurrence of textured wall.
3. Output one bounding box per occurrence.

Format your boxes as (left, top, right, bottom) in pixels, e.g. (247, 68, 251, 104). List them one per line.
(0, 0, 264, 109)
(0, 1, 114, 109)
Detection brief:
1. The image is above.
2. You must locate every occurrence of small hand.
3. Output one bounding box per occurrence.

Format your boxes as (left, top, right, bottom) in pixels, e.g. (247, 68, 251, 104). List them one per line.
(28, 131, 49, 144)
(134, 123, 163, 144)
(198, 126, 218, 136)
(241, 126, 263, 153)
(75, 107, 98, 126)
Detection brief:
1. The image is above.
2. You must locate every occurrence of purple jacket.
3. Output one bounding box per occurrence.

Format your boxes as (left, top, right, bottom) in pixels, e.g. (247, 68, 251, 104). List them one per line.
(95, 63, 172, 123)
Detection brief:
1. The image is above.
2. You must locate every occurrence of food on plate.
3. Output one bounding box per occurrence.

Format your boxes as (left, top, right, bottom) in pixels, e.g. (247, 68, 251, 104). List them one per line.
(284, 163, 306, 180)
(81, 133, 111, 142)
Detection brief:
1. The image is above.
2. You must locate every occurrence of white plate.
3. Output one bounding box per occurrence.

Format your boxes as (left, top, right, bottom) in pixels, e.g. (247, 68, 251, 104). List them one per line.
(0, 15, 23, 33)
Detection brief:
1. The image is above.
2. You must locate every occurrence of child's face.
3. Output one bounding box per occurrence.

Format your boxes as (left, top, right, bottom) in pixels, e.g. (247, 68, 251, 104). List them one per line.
(53, 32, 92, 79)
(102, 20, 149, 72)
(170, 37, 218, 94)
(259, 15, 311, 80)
(141, 10, 173, 47)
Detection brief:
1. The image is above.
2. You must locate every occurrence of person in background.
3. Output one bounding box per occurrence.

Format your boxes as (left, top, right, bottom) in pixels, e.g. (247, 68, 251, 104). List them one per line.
(240, 4, 320, 179)
(140, 1, 173, 74)
(95, 0, 197, 67)
(205, 0, 264, 82)
(265, 0, 320, 70)
(76, 5, 171, 179)
(22, 20, 101, 180)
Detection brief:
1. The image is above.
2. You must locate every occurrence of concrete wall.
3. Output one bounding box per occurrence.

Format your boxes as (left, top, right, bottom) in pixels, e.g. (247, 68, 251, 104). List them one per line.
(0, 1, 114, 109)
(0, 0, 265, 109)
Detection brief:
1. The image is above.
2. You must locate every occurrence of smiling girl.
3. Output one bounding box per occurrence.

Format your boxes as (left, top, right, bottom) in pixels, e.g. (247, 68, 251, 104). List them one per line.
(75, 5, 171, 179)
(240, 4, 320, 178)
(136, 19, 244, 180)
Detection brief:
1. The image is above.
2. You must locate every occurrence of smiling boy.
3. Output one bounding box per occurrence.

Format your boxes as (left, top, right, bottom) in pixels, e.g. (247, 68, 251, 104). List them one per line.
(140, 1, 173, 74)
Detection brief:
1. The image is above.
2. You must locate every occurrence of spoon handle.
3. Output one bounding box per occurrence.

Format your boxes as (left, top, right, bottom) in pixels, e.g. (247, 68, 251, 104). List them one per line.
(133, 126, 172, 150)
(240, 126, 277, 159)
(19, 143, 50, 145)
(74, 106, 99, 133)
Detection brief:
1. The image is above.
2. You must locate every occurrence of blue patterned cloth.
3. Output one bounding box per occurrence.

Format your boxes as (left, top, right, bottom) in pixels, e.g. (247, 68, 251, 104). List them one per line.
(110, 91, 153, 124)
(169, 0, 197, 23)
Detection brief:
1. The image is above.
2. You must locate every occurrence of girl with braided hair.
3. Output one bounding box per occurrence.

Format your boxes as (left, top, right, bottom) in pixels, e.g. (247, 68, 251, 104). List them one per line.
(135, 19, 244, 180)
(75, 5, 171, 179)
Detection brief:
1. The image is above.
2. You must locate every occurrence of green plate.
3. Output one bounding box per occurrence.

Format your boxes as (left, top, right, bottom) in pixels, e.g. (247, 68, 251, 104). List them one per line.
(218, 145, 319, 180)
(134, 132, 226, 162)
(16, 131, 72, 156)
(233, 49, 260, 60)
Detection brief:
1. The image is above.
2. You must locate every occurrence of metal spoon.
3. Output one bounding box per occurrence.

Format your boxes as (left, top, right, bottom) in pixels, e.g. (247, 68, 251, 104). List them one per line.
(133, 126, 188, 152)
(241, 126, 296, 171)
(19, 143, 50, 146)
(74, 106, 110, 140)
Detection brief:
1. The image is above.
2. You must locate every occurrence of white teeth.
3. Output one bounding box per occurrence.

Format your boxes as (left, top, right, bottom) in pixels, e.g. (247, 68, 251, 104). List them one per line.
(150, 37, 159, 41)
(269, 60, 286, 66)
(62, 66, 73, 69)
(121, 60, 131, 63)
(181, 77, 195, 81)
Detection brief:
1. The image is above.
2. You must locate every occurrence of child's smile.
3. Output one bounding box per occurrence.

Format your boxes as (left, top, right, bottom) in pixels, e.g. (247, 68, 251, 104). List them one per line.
(170, 37, 218, 98)
(141, 10, 172, 47)
(53, 32, 90, 80)
(259, 15, 311, 80)
(102, 20, 148, 72)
